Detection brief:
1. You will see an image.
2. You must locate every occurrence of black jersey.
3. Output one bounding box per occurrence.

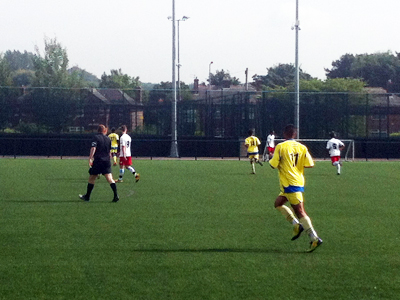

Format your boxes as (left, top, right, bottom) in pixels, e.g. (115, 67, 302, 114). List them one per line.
(91, 133, 111, 161)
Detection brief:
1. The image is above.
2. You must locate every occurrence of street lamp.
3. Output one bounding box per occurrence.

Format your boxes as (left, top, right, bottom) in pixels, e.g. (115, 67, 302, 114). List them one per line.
(177, 16, 189, 101)
(209, 61, 213, 90)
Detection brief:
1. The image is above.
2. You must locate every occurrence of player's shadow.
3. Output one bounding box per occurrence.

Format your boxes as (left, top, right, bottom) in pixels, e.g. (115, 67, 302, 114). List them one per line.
(131, 248, 299, 254)
(6, 199, 111, 203)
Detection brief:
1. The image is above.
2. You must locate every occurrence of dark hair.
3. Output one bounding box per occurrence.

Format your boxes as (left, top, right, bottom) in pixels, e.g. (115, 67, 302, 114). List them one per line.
(248, 129, 254, 136)
(329, 131, 336, 138)
(120, 125, 127, 132)
(97, 124, 107, 133)
(111, 127, 116, 132)
(283, 124, 297, 138)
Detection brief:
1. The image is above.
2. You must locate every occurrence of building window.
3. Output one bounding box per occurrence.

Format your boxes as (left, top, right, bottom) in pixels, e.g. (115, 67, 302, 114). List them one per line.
(369, 129, 387, 137)
(371, 115, 387, 121)
(68, 127, 84, 133)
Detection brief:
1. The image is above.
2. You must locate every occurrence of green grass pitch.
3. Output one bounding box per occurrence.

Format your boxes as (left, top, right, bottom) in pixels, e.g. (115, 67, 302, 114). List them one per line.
(0, 158, 399, 299)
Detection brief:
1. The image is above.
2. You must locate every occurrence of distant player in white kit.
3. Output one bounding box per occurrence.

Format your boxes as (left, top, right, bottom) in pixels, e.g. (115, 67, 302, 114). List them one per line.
(326, 131, 345, 175)
(117, 125, 140, 183)
(263, 130, 275, 162)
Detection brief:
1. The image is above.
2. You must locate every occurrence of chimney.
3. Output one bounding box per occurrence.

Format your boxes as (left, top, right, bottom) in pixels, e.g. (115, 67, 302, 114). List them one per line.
(194, 78, 199, 94)
(222, 74, 231, 88)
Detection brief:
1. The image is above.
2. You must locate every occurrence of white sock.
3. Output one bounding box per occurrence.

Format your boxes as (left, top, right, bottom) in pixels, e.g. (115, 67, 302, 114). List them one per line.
(299, 216, 318, 241)
(127, 166, 136, 174)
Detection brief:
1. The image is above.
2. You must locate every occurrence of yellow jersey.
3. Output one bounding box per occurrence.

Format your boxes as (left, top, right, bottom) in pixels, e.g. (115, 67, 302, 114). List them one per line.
(269, 139, 314, 193)
(108, 133, 119, 148)
(245, 135, 261, 154)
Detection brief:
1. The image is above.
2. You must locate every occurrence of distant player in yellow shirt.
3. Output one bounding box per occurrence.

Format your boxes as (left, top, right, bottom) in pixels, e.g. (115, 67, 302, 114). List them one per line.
(108, 127, 119, 166)
(269, 124, 322, 252)
(244, 129, 263, 174)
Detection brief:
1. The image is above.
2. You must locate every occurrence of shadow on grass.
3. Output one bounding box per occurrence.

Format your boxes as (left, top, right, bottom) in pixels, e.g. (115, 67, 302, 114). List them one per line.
(131, 248, 303, 254)
(5, 199, 114, 204)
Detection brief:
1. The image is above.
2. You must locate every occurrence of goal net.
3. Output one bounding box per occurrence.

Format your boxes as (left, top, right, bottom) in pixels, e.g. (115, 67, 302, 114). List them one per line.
(268, 139, 355, 161)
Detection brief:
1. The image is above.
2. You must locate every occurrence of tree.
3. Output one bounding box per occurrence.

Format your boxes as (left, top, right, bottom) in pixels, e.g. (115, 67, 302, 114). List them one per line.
(300, 78, 365, 93)
(0, 54, 13, 86)
(68, 66, 100, 87)
(32, 38, 70, 88)
(324, 54, 355, 79)
(4, 50, 35, 71)
(99, 69, 140, 89)
(252, 63, 313, 90)
(0, 54, 15, 129)
(208, 69, 240, 87)
(29, 38, 85, 132)
(12, 69, 34, 87)
(3, 50, 36, 87)
(148, 81, 173, 104)
(326, 52, 400, 91)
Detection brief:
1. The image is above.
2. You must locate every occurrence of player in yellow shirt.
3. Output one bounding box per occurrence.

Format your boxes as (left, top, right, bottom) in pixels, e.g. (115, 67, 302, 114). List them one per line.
(108, 127, 119, 166)
(269, 124, 322, 252)
(244, 129, 263, 174)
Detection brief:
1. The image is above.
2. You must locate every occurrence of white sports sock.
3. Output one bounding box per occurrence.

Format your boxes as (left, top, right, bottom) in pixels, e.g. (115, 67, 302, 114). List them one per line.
(299, 216, 318, 241)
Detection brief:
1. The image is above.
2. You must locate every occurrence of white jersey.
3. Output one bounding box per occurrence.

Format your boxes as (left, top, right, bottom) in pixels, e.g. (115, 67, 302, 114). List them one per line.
(119, 133, 132, 157)
(267, 134, 275, 148)
(326, 138, 344, 157)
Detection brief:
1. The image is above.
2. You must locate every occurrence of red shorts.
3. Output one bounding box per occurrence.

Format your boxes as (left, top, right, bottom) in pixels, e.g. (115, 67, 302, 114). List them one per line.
(331, 156, 340, 163)
(268, 147, 275, 153)
(119, 156, 132, 167)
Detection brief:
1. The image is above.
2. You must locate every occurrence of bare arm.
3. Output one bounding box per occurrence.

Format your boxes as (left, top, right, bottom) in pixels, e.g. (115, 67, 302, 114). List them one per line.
(89, 146, 96, 166)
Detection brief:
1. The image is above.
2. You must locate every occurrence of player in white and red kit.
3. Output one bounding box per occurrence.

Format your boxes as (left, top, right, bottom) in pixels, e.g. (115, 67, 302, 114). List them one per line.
(326, 131, 345, 175)
(117, 125, 140, 183)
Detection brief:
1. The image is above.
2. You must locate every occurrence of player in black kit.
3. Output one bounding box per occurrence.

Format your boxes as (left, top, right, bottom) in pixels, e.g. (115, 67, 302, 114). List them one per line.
(79, 124, 119, 202)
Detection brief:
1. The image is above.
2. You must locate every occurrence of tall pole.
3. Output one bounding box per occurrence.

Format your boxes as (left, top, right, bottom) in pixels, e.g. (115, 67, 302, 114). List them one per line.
(177, 16, 189, 102)
(294, 0, 300, 139)
(177, 19, 181, 101)
(170, 0, 179, 157)
(209, 61, 213, 90)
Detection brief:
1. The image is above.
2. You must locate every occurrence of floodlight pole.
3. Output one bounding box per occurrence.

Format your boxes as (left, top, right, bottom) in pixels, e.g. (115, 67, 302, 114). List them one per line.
(294, 0, 300, 139)
(170, 0, 179, 157)
(177, 16, 189, 102)
(209, 61, 213, 90)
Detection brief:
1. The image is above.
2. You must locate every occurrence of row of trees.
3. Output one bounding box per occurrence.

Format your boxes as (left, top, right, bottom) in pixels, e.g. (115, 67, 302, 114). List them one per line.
(1, 38, 400, 93)
(325, 52, 400, 92)
(252, 51, 400, 93)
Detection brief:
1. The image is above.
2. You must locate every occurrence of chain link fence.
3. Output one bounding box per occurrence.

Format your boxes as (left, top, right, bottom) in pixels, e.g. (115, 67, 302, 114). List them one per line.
(1, 87, 400, 158)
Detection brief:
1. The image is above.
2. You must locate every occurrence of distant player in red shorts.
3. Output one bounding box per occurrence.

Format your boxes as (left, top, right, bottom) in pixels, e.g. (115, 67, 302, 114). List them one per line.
(117, 125, 140, 183)
(263, 130, 275, 162)
(326, 131, 345, 175)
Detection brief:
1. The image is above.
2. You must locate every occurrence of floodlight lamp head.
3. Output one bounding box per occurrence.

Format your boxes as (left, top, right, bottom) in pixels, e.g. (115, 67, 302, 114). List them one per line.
(182, 16, 189, 21)
(167, 16, 172, 20)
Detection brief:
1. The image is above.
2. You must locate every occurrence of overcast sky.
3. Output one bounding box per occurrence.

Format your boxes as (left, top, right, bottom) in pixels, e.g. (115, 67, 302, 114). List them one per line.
(1, 0, 399, 85)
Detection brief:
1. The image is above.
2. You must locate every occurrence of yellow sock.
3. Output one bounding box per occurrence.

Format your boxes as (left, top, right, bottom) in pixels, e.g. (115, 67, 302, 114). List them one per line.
(276, 205, 298, 224)
(299, 216, 318, 241)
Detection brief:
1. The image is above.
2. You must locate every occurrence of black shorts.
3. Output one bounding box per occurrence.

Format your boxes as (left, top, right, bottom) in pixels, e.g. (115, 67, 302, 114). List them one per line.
(89, 160, 112, 175)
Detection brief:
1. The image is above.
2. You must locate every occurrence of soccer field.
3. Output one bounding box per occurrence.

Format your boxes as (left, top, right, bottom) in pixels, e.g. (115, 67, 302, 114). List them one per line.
(0, 158, 399, 299)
